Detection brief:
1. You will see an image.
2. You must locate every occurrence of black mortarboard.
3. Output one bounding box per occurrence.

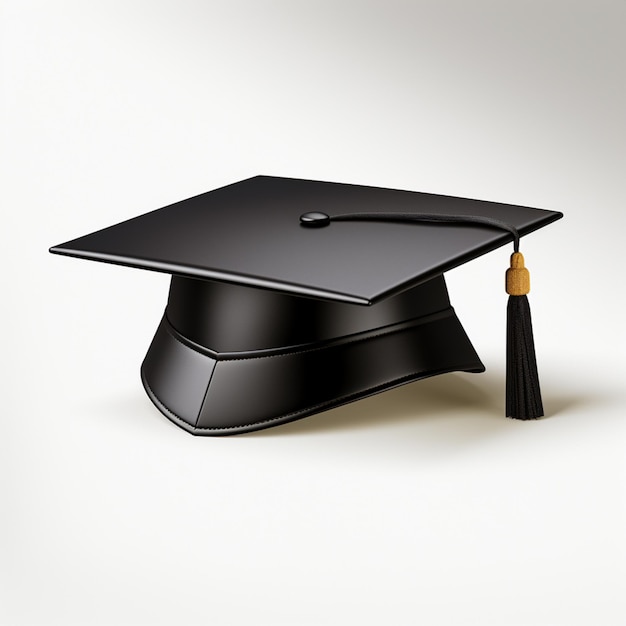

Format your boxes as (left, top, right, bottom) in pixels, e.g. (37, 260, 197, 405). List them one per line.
(50, 176, 562, 435)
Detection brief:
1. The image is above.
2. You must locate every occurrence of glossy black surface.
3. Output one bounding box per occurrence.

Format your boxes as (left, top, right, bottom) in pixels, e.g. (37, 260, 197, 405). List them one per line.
(50, 176, 563, 304)
(165, 275, 451, 354)
(50, 176, 563, 435)
(142, 277, 485, 435)
(300, 211, 330, 226)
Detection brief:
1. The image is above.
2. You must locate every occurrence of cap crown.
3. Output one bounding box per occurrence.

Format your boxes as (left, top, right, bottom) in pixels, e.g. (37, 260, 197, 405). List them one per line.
(50, 176, 563, 304)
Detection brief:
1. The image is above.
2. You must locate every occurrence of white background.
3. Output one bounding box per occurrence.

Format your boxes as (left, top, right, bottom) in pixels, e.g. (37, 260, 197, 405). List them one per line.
(2, 1, 625, 624)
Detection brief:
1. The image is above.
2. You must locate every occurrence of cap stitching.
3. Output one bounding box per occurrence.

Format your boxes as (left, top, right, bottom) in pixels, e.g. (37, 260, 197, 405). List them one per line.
(163, 307, 454, 362)
(143, 361, 481, 433)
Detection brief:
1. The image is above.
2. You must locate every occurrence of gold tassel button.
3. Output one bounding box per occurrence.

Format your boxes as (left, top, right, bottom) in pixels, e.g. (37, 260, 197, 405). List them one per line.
(506, 252, 530, 296)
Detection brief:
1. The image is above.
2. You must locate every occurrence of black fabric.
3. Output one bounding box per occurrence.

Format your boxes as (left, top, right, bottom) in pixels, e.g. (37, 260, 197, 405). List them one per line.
(50, 175, 562, 305)
(506, 295, 544, 419)
(49, 176, 562, 433)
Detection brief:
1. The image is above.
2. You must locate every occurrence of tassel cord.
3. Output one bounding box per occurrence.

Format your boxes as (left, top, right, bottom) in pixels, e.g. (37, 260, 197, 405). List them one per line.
(330, 212, 520, 252)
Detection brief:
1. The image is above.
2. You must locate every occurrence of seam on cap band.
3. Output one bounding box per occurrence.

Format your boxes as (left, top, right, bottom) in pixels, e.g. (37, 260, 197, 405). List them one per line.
(163, 307, 455, 362)
(142, 362, 483, 434)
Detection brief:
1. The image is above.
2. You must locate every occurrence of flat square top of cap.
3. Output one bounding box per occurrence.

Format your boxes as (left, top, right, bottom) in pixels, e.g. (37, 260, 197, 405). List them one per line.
(50, 176, 562, 304)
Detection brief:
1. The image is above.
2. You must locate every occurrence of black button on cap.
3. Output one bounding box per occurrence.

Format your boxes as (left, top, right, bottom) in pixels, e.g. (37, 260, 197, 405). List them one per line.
(300, 212, 330, 227)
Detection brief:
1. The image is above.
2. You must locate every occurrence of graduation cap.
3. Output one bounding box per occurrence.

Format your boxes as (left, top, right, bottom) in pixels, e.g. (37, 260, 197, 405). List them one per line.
(50, 176, 562, 435)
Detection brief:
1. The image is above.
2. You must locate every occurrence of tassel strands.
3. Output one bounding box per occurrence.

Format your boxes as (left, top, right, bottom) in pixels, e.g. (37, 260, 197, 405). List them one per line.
(505, 253, 544, 419)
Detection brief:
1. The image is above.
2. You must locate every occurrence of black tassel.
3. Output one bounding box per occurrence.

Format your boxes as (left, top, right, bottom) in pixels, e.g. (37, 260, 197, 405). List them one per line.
(505, 254, 544, 419)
